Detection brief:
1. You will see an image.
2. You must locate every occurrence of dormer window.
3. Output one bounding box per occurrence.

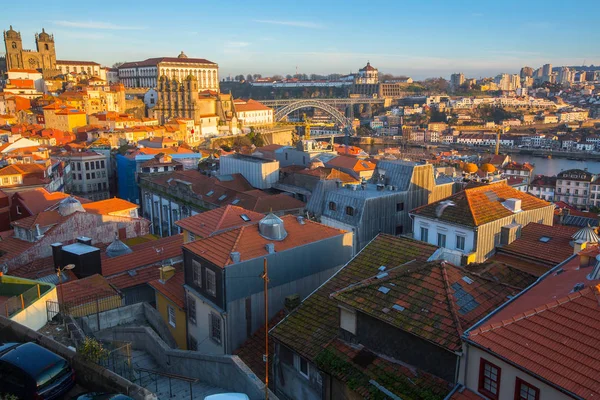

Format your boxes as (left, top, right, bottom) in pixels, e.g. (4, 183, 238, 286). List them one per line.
(339, 306, 356, 335)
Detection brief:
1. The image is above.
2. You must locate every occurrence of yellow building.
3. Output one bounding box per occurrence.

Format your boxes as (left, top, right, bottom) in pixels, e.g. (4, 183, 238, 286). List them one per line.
(43, 104, 87, 132)
(149, 266, 187, 350)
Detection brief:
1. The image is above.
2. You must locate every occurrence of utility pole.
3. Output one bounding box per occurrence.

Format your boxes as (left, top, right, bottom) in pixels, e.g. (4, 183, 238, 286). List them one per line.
(262, 258, 269, 400)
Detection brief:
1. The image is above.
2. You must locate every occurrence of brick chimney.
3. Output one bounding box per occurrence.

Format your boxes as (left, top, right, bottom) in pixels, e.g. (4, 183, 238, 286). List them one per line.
(159, 265, 176, 282)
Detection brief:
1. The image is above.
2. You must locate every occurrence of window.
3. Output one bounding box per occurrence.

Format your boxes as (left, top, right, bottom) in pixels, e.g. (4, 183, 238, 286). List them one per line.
(96, 161, 100, 169)
(77, 162, 81, 171)
(188, 232, 196, 242)
(479, 359, 501, 399)
(16, 205, 21, 215)
(396, 202, 404, 212)
(328, 201, 336, 211)
(437, 233, 446, 247)
(210, 312, 221, 344)
(420, 227, 429, 242)
(2, 177, 8, 184)
(339, 307, 356, 334)
(85, 162, 89, 170)
(86, 173, 90, 180)
(515, 378, 539, 400)
(192, 260, 202, 286)
(456, 235, 466, 251)
(91, 172, 96, 179)
(11, 176, 18, 183)
(294, 354, 310, 379)
(395, 225, 403, 235)
(345, 206, 354, 216)
(187, 295, 196, 325)
(167, 305, 176, 327)
(188, 335, 198, 351)
(205, 269, 216, 296)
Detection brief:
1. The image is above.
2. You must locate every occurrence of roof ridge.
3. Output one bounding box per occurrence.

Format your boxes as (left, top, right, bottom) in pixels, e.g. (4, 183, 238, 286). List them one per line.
(441, 263, 464, 338)
(229, 225, 246, 257)
(214, 205, 232, 230)
(470, 286, 593, 336)
(463, 189, 478, 226)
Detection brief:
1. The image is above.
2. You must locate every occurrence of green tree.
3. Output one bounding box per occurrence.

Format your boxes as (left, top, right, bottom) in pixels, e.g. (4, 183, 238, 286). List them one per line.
(79, 337, 108, 364)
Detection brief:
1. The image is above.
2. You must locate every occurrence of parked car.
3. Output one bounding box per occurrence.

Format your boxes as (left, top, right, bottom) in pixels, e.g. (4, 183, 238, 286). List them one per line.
(73, 394, 134, 400)
(0, 342, 75, 400)
(204, 395, 250, 400)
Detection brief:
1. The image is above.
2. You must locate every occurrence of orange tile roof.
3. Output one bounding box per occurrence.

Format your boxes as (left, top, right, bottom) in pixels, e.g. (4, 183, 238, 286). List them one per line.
(0, 163, 46, 176)
(411, 182, 552, 227)
(11, 210, 63, 229)
(101, 234, 183, 277)
(8, 79, 35, 89)
(57, 274, 118, 304)
(233, 99, 272, 112)
(184, 215, 346, 268)
(326, 155, 376, 172)
(175, 205, 264, 238)
(82, 198, 138, 216)
(448, 387, 485, 399)
(495, 223, 578, 267)
(11, 189, 74, 215)
(107, 264, 161, 290)
(8, 69, 41, 74)
(468, 286, 600, 399)
(148, 265, 185, 308)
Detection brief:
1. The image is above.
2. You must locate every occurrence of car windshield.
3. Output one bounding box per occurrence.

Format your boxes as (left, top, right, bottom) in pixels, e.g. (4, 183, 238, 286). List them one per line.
(36, 359, 69, 389)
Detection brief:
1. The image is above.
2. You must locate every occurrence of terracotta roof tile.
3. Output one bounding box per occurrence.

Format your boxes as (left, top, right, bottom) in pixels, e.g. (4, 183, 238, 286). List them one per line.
(82, 198, 138, 216)
(11, 210, 63, 229)
(102, 234, 183, 277)
(411, 182, 552, 227)
(448, 387, 485, 399)
(270, 235, 439, 360)
(107, 264, 161, 290)
(175, 205, 264, 238)
(184, 215, 346, 268)
(148, 264, 185, 308)
(57, 274, 118, 304)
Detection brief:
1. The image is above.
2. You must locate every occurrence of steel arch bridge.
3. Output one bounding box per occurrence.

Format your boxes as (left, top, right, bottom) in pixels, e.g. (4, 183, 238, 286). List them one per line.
(274, 99, 353, 128)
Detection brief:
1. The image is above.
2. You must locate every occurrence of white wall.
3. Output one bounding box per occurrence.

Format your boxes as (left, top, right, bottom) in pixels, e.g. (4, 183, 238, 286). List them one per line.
(185, 288, 225, 355)
(11, 287, 57, 331)
(413, 216, 476, 255)
(464, 345, 572, 400)
(219, 156, 279, 189)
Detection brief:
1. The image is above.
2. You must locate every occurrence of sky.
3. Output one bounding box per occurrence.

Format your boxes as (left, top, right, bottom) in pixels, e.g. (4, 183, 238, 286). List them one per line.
(1, 0, 599, 80)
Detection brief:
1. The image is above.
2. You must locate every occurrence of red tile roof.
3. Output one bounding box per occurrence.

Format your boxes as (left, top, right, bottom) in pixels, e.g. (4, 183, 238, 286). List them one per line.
(11, 210, 63, 229)
(57, 274, 118, 304)
(11, 189, 73, 215)
(411, 182, 552, 227)
(326, 155, 376, 172)
(101, 234, 183, 277)
(184, 215, 346, 268)
(0, 163, 46, 176)
(496, 223, 578, 268)
(449, 387, 485, 399)
(468, 286, 600, 399)
(175, 205, 264, 238)
(271, 235, 439, 361)
(148, 265, 185, 308)
(56, 60, 100, 66)
(233, 99, 272, 112)
(107, 264, 161, 290)
(332, 260, 523, 352)
(82, 198, 138, 216)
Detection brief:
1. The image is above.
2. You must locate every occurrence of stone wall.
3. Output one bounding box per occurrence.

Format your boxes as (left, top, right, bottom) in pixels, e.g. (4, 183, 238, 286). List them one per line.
(109, 325, 277, 400)
(0, 316, 156, 400)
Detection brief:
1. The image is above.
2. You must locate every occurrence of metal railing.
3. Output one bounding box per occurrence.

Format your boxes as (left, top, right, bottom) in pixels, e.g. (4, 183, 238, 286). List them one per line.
(135, 367, 199, 399)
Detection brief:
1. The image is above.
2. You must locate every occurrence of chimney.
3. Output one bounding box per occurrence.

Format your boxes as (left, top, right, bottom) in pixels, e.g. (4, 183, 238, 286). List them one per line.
(51, 242, 63, 271)
(159, 265, 176, 282)
(265, 243, 275, 254)
(500, 223, 521, 246)
(296, 216, 305, 225)
(574, 239, 588, 255)
(285, 294, 300, 311)
(77, 236, 92, 245)
(502, 198, 522, 213)
(587, 255, 600, 281)
(230, 251, 241, 263)
(376, 183, 385, 191)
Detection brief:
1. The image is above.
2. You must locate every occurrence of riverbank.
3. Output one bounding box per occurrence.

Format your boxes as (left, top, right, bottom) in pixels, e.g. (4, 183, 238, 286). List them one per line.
(350, 136, 600, 161)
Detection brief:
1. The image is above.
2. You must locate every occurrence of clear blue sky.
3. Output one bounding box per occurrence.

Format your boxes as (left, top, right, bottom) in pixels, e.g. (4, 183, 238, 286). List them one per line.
(2, 0, 599, 80)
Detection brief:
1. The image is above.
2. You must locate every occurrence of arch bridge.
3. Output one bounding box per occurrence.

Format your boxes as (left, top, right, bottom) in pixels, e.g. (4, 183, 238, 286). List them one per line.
(273, 99, 354, 129)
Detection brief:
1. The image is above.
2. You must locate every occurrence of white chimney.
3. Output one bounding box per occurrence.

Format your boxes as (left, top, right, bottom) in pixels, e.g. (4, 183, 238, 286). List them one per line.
(265, 243, 275, 254)
(230, 251, 241, 263)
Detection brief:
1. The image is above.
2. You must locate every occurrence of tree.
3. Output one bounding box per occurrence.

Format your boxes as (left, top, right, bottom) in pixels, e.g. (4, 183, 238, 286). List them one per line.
(285, 74, 293, 79)
(272, 74, 283, 81)
(252, 74, 262, 80)
(235, 74, 245, 81)
(246, 74, 254, 82)
(112, 62, 124, 68)
(79, 337, 108, 364)
(380, 73, 395, 82)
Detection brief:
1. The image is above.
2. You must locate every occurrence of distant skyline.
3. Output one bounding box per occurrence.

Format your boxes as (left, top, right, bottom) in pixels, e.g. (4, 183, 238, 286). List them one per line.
(1, 0, 599, 80)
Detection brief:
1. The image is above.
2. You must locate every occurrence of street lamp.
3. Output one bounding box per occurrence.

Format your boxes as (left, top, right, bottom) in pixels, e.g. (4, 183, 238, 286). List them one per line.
(57, 264, 75, 320)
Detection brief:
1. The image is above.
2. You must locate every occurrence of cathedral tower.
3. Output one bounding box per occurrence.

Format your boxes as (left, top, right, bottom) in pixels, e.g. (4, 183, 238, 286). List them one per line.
(4, 25, 23, 70)
(35, 28, 56, 69)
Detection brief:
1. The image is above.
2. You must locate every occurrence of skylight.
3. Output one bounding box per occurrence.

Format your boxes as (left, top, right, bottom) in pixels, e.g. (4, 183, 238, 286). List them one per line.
(392, 304, 405, 312)
(539, 236, 551, 243)
(240, 214, 251, 222)
(462, 276, 474, 285)
(206, 190, 214, 196)
(378, 286, 390, 294)
(218, 194, 227, 201)
(231, 199, 240, 205)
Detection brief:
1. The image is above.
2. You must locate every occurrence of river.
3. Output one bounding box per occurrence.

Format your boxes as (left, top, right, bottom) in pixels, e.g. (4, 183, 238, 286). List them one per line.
(357, 143, 600, 176)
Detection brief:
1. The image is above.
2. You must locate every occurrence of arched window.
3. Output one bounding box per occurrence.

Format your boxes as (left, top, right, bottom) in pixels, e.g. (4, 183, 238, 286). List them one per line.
(44, 43, 49, 51)
(11, 42, 16, 49)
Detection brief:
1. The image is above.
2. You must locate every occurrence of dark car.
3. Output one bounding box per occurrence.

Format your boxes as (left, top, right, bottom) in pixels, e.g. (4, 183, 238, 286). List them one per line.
(72, 394, 133, 400)
(0, 342, 75, 400)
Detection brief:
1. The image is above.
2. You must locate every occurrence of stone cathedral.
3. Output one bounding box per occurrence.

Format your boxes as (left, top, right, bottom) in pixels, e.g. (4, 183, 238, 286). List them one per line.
(3, 25, 57, 71)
